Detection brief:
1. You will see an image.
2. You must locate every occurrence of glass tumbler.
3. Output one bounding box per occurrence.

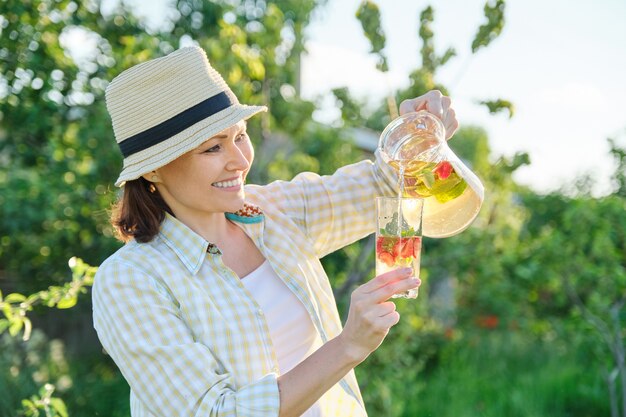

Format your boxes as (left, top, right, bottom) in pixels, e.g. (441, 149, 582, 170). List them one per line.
(376, 197, 423, 299)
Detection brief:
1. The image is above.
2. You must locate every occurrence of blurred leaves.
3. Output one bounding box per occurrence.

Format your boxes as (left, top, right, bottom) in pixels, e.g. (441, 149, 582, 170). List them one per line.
(21, 383, 68, 417)
(356, 0, 388, 72)
(0, 258, 95, 342)
(419, 6, 456, 73)
(0, 0, 325, 292)
(478, 98, 515, 118)
(608, 134, 626, 197)
(1, 0, 624, 416)
(472, 0, 506, 53)
(332, 87, 365, 127)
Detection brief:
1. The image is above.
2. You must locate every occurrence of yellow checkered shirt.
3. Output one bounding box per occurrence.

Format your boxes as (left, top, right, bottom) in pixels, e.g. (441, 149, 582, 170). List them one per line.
(92, 153, 397, 416)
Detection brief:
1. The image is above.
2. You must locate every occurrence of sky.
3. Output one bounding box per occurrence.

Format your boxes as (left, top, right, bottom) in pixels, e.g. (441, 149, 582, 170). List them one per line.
(300, 0, 626, 196)
(124, 0, 626, 196)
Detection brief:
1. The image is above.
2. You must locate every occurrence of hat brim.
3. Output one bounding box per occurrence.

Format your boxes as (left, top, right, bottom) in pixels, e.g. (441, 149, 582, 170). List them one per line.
(115, 104, 266, 187)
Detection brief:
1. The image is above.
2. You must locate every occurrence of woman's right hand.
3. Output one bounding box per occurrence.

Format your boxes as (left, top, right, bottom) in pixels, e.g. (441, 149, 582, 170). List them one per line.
(338, 268, 420, 363)
(275, 268, 419, 416)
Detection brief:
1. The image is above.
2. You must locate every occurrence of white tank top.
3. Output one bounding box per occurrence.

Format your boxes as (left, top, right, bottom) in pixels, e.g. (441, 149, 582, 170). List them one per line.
(242, 260, 323, 416)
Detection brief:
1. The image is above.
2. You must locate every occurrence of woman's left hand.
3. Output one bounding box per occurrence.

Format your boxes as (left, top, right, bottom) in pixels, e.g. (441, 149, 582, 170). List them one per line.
(399, 90, 459, 140)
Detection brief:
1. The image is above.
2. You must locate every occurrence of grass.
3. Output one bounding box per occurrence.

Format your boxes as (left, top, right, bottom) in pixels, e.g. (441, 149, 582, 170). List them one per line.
(3, 327, 610, 417)
(402, 330, 609, 417)
(0, 331, 130, 417)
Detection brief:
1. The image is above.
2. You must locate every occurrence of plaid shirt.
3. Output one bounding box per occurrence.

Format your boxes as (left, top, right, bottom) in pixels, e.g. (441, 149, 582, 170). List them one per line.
(92, 152, 397, 417)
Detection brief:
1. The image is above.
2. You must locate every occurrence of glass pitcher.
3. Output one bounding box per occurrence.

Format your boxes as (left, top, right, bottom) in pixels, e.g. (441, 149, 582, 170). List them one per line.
(378, 110, 484, 238)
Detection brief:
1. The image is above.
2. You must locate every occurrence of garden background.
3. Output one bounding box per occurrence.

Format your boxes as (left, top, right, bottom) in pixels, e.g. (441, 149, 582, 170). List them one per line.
(0, 0, 625, 416)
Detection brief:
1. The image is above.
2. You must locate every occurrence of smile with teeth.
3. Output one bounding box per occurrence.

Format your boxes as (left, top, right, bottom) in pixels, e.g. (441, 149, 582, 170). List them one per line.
(212, 178, 243, 188)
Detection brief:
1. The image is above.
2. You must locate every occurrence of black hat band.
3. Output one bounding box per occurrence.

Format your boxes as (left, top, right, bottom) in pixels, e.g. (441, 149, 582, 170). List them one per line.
(118, 91, 233, 158)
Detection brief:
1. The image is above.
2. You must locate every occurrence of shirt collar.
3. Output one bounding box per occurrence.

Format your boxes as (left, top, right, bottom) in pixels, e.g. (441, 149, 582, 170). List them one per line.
(158, 203, 264, 275)
(158, 213, 208, 275)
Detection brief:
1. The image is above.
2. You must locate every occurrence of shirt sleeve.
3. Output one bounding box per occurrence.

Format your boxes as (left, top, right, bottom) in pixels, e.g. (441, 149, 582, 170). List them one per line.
(250, 150, 399, 258)
(92, 259, 280, 417)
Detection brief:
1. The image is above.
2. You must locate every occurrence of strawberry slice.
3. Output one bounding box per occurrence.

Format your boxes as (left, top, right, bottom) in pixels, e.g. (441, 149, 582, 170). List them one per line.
(399, 236, 422, 258)
(378, 252, 395, 267)
(434, 161, 453, 180)
(391, 239, 401, 258)
(377, 237, 397, 256)
(399, 238, 414, 259)
(378, 235, 422, 266)
(412, 237, 422, 257)
(376, 236, 385, 254)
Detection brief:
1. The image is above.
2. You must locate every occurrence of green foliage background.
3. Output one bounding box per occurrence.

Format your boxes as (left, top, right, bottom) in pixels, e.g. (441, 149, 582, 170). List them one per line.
(0, 0, 624, 416)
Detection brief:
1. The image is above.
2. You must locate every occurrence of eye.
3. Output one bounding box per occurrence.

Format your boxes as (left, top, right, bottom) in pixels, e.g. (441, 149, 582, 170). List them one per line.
(235, 132, 248, 142)
(203, 144, 221, 153)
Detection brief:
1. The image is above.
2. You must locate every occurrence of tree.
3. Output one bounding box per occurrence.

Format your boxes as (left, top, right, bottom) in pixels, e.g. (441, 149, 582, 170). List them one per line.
(0, 0, 325, 414)
(325, 2, 525, 414)
(2, 0, 619, 415)
(518, 138, 626, 417)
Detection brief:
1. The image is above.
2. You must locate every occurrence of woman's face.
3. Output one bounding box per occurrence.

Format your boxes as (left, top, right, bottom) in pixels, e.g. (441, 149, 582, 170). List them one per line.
(152, 120, 254, 219)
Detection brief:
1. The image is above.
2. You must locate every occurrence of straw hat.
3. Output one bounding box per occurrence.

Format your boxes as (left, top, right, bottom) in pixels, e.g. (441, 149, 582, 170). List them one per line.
(105, 46, 267, 187)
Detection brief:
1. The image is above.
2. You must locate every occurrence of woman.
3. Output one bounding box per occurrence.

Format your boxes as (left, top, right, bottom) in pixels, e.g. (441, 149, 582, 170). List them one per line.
(92, 46, 458, 417)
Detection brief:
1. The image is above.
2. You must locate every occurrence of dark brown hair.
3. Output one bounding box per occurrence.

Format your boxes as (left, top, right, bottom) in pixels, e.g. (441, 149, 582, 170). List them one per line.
(111, 177, 173, 243)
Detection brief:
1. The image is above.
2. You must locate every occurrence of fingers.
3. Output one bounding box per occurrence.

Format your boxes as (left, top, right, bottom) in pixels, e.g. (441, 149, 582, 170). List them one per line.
(443, 107, 459, 140)
(399, 90, 459, 140)
(398, 97, 422, 115)
(438, 95, 459, 139)
(399, 90, 444, 117)
(362, 302, 401, 332)
(441, 95, 451, 110)
(342, 273, 417, 360)
(425, 91, 444, 119)
(440, 96, 451, 125)
(381, 310, 401, 327)
(355, 268, 421, 303)
(375, 302, 401, 327)
(357, 267, 413, 294)
(368, 275, 421, 303)
(370, 301, 397, 317)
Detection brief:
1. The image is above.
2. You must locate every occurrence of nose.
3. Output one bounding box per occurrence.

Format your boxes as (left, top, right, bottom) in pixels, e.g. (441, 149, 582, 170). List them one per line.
(225, 143, 250, 172)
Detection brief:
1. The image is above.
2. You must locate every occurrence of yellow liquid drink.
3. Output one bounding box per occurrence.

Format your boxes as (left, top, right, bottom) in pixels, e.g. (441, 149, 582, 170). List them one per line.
(391, 158, 483, 238)
(376, 197, 423, 299)
(380, 111, 484, 238)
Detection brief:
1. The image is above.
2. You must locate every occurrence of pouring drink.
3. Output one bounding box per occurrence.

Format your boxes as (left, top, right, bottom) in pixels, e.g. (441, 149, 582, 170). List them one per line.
(379, 111, 484, 238)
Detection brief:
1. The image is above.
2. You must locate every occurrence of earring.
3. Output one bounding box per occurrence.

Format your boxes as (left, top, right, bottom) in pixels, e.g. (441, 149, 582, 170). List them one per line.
(148, 183, 156, 193)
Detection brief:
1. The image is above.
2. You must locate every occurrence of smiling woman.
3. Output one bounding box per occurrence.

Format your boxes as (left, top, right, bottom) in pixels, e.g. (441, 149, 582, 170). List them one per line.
(91, 45, 460, 417)
(150, 121, 253, 228)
